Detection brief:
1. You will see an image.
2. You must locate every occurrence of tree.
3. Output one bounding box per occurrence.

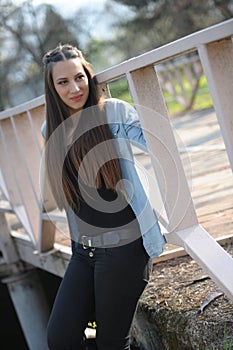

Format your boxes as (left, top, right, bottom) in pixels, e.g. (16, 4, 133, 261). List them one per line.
(0, 0, 80, 109)
(107, 0, 233, 59)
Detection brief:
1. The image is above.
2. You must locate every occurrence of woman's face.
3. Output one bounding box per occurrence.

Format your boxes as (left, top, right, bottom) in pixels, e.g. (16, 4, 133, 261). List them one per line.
(52, 58, 89, 113)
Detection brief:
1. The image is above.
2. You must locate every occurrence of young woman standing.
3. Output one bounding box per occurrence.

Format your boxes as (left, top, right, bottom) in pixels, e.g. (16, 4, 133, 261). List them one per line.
(41, 44, 165, 350)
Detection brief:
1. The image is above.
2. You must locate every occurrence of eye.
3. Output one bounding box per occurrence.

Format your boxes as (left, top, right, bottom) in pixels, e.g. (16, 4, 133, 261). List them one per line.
(76, 74, 85, 81)
(57, 80, 67, 86)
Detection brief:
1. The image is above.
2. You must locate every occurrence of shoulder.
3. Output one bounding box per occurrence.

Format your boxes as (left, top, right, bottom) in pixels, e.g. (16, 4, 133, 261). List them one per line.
(104, 98, 135, 121)
(104, 97, 129, 109)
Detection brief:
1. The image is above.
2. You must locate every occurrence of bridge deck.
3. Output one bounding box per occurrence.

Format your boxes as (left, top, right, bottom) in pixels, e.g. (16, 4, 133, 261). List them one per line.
(172, 108, 233, 240)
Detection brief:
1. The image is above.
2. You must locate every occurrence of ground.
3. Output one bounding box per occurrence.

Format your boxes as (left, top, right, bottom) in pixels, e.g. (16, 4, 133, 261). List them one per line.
(131, 243, 233, 349)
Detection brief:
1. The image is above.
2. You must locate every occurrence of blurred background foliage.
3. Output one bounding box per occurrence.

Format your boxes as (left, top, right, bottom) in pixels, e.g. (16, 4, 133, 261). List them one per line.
(0, 0, 232, 112)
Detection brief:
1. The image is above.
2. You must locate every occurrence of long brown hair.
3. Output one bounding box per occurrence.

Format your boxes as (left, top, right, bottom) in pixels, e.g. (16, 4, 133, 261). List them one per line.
(43, 44, 122, 211)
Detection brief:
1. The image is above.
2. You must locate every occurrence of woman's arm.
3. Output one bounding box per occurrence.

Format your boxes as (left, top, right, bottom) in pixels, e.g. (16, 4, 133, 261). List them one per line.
(120, 100, 148, 152)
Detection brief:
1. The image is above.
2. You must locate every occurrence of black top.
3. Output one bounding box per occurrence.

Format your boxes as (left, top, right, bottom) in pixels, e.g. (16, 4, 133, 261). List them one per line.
(68, 171, 136, 230)
(77, 184, 135, 228)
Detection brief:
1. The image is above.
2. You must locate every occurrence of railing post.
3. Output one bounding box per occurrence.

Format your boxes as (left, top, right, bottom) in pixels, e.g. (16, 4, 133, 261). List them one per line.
(38, 158, 57, 253)
(198, 38, 233, 171)
(126, 66, 233, 301)
(127, 66, 198, 232)
(0, 212, 20, 265)
(97, 82, 111, 99)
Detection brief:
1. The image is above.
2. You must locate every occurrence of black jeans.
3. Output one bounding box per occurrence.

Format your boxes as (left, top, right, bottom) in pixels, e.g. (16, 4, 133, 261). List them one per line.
(47, 237, 151, 350)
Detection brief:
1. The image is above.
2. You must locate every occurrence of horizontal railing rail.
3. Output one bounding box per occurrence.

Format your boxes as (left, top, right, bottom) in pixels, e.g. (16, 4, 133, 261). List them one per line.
(96, 19, 233, 83)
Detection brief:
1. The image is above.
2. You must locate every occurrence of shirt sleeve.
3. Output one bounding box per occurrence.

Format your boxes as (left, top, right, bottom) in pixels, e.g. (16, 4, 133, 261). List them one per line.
(41, 120, 46, 139)
(120, 100, 148, 152)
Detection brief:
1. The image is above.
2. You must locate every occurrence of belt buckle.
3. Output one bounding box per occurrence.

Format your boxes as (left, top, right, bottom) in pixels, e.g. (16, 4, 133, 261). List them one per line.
(81, 236, 92, 249)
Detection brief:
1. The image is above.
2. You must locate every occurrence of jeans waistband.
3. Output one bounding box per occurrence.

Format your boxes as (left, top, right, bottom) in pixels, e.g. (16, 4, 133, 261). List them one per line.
(79, 227, 141, 249)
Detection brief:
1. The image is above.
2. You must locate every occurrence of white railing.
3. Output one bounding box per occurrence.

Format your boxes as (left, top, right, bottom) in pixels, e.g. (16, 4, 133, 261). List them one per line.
(0, 19, 233, 300)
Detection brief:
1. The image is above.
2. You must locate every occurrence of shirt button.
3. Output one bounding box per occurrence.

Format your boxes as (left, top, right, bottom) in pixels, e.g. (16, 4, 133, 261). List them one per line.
(89, 251, 94, 258)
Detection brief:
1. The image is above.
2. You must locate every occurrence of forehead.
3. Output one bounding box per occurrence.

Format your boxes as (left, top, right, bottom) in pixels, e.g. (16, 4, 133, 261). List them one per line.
(52, 58, 85, 80)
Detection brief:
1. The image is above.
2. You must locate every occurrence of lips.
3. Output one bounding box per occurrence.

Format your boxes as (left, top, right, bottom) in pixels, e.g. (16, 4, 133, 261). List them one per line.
(71, 95, 82, 102)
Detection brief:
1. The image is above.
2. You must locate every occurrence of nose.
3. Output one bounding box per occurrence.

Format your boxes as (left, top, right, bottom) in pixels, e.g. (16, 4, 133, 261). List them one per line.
(70, 81, 80, 93)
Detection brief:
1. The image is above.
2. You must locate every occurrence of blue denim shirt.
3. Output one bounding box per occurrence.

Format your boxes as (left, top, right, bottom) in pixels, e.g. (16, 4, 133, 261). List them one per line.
(41, 98, 166, 258)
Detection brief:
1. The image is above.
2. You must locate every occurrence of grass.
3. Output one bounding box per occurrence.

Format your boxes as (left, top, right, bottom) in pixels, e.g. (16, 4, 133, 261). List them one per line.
(221, 324, 233, 350)
(108, 75, 213, 117)
(109, 78, 133, 105)
(209, 324, 233, 350)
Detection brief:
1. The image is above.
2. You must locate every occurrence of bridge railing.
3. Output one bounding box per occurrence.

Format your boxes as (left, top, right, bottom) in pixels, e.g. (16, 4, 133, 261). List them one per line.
(0, 19, 233, 300)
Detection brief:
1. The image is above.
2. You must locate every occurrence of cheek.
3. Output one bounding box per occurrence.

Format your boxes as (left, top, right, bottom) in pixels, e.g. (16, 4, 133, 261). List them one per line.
(55, 86, 67, 101)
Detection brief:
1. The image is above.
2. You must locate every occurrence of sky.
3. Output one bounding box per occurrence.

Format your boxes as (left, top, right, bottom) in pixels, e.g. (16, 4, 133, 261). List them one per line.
(26, 0, 107, 17)
(14, 0, 115, 46)
(13, 0, 130, 58)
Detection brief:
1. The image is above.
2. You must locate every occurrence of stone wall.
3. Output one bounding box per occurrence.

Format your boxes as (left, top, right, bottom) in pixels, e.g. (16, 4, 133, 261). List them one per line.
(131, 245, 233, 350)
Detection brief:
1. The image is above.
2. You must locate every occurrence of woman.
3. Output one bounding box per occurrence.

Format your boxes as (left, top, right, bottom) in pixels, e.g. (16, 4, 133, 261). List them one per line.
(41, 44, 165, 350)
